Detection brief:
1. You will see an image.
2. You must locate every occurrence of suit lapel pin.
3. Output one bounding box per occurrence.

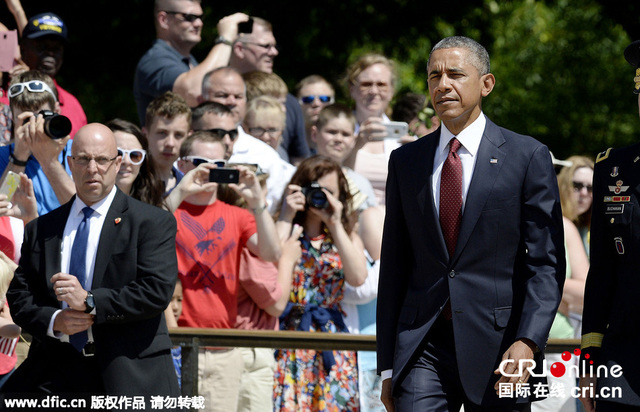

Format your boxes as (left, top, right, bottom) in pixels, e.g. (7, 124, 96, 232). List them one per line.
(635, 156, 640, 163)
(614, 237, 625, 255)
(115, 217, 122, 225)
(490, 158, 498, 164)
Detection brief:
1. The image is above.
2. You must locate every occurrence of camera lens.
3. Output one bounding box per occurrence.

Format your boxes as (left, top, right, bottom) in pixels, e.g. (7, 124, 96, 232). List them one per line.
(43, 113, 72, 139)
(306, 187, 328, 209)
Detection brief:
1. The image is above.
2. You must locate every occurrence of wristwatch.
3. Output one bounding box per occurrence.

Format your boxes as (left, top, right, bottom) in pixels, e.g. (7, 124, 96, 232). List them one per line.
(214, 36, 232, 46)
(84, 291, 95, 313)
(8, 153, 28, 167)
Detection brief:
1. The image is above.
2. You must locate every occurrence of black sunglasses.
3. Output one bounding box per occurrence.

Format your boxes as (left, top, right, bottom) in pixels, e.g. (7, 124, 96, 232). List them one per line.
(207, 128, 239, 141)
(163, 11, 203, 23)
(572, 182, 593, 193)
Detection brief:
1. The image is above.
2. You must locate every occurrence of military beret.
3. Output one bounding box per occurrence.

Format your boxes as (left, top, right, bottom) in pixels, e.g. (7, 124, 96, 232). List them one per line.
(624, 40, 640, 94)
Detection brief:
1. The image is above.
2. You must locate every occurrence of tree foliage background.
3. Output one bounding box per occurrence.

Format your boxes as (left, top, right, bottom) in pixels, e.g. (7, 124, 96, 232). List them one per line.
(1, 0, 638, 159)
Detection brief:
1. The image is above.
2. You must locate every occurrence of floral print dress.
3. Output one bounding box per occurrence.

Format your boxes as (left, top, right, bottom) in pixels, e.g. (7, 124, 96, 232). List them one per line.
(274, 233, 359, 411)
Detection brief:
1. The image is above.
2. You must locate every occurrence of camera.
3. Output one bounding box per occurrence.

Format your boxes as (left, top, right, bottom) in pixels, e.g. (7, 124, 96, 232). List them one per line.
(302, 182, 328, 209)
(23, 110, 72, 139)
(209, 167, 240, 184)
(238, 18, 254, 34)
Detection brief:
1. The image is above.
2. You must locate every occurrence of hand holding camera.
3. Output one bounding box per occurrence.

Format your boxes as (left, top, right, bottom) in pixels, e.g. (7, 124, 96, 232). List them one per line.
(17, 110, 71, 167)
(227, 165, 263, 209)
(304, 182, 343, 228)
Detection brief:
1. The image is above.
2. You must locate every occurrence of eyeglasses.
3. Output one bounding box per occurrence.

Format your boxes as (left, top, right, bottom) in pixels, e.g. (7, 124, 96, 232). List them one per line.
(299, 95, 334, 105)
(117, 148, 146, 165)
(207, 128, 239, 141)
(572, 182, 593, 193)
(181, 156, 226, 167)
(8, 80, 57, 101)
(357, 81, 390, 93)
(163, 10, 203, 23)
(249, 127, 281, 137)
(241, 41, 279, 52)
(71, 155, 119, 168)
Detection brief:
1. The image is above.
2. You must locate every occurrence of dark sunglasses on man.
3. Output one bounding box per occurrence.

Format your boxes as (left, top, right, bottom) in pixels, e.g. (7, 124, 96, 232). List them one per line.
(206, 128, 239, 141)
(162, 10, 203, 23)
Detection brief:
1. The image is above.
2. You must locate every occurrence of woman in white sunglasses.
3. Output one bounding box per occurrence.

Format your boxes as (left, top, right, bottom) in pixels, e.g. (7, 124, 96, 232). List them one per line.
(106, 118, 165, 208)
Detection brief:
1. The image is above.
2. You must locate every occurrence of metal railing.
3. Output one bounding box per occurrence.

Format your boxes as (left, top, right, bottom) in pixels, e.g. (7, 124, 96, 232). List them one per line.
(169, 328, 580, 396)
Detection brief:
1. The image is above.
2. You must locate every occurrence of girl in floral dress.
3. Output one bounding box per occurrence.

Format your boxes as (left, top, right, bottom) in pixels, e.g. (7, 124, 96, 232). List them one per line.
(274, 155, 368, 411)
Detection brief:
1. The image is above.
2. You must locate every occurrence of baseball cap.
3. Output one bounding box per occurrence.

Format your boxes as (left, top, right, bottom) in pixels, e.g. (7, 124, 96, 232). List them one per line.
(22, 13, 67, 41)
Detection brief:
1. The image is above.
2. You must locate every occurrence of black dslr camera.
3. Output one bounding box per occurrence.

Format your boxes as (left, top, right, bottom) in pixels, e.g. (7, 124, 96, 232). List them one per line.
(302, 182, 328, 209)
(23, 110, 72, 139)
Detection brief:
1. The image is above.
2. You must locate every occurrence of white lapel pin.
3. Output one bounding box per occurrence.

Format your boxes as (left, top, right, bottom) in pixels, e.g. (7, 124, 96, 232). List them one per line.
(490, 158, 498, 164)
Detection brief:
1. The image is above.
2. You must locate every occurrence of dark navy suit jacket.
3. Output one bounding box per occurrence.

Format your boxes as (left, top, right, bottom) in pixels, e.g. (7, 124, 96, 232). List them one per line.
(377, 117, 566, 406)
(6, 189, 180, 397)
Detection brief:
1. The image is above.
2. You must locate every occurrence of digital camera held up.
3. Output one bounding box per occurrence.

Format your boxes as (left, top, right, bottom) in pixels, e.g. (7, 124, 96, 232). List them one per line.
(23, 110, 72, 139)
(302, 182, 328, 209)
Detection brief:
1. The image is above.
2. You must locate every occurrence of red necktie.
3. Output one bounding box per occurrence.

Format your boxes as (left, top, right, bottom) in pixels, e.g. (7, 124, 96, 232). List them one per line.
(439, 137, 463, 258)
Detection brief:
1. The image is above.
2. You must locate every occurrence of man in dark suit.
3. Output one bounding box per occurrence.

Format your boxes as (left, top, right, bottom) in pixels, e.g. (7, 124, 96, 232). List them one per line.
(377, 36, 565, 411)
(5, 124, 180, 400)
(578, 40, 640, 412)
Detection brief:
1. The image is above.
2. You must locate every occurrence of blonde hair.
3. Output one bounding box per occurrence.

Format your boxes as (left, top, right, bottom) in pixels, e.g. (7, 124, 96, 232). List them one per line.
(243, 71, 288, 102)
(244, 95, 286, 129)
(557, 155, 594, 227)
(344, 53, 397, 89)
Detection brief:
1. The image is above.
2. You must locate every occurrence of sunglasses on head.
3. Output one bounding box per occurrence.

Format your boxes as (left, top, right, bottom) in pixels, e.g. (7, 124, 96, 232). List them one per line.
(207, 128, 239, 141)
(8, 80, 57, 102)
(181, 156, 226, 167)
(299, 95, 334, 104)
(163, 10, 203, 23)
(117, 148, 146, 165)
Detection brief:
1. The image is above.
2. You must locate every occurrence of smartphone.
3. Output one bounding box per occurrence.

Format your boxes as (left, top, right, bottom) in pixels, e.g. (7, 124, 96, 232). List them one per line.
(0, 171, 20, 203)
(0, 30, 18, 72)
(238, 18, 254, 34)
(383, 121, 409, 140)
(209, 168, 240, 184)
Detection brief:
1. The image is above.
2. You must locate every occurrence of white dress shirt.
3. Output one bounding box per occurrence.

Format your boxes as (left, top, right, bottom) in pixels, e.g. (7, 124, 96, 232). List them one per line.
(381, 113, 487, 382)
(432, 113, 486, 214)
(47, 186, 118, 340)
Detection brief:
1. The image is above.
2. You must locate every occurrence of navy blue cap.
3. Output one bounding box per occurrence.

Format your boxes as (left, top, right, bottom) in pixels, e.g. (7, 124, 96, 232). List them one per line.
(22, 13, 67, 41)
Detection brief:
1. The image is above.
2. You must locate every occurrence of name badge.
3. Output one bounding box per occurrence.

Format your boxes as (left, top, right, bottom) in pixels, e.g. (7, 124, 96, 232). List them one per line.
(605, 204, 624, 214)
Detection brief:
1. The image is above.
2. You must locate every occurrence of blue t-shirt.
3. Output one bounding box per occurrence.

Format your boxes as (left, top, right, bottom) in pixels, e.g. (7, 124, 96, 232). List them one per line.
(0, 140, 73, 216)
(133, 39, 198, 126)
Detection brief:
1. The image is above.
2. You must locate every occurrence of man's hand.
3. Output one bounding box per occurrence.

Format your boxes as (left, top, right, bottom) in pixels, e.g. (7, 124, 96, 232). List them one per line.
(53, 308, 94, 336)
(228, 166, 262, 209)
(217, 12, 250, 43)
(579, 375, 596, 412)
(381, 378, 395, 412)
(493, 338, 537, 393)
(51, 273, 88, 311)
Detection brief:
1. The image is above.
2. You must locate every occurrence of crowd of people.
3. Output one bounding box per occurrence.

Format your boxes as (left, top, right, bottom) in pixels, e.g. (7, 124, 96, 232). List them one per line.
(0, 1, 637, 412)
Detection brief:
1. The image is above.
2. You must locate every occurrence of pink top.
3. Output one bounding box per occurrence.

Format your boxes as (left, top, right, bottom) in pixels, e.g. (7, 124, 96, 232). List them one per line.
(236, 248, 280, 331)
